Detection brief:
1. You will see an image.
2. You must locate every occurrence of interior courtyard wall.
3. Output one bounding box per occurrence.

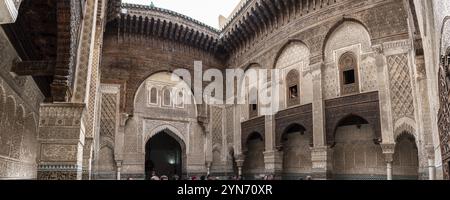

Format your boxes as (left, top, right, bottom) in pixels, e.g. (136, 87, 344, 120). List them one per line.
(1, 0, 445, 180)
(0, 27, 43, 179)
(109, 73, 207, 179)
(281, 130, 312, 179)
(412, 0, 450, 179)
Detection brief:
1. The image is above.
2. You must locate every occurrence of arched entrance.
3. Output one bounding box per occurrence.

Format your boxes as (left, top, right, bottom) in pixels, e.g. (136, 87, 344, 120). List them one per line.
(242, 132, 265, 180)
(393, 133, 419, 180)
(281, 123, 311, 179)
(145, 130, 183, 180)
(332, 115, 384, 180)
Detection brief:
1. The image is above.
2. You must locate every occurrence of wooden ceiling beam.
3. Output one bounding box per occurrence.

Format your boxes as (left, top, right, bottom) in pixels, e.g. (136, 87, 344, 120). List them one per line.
(12, 60, 55, 76)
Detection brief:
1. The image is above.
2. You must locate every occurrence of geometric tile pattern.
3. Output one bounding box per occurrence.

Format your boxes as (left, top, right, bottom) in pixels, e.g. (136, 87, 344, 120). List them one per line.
(211, 106, 223, 146)
(276, 42, 309, 72)
(100, 93, 117, 141)
(387, 54, 415, 122)
(226, 106, 234, 146)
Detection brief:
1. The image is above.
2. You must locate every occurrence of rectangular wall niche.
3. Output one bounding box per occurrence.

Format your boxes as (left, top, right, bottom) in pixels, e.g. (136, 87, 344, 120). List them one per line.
(343, 69, 356, 85)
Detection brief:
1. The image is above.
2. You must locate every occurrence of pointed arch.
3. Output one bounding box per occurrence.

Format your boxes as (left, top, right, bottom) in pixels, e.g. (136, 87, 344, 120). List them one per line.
(322, 18, 372, 61)
(393, 118, 416, 143)
(5, 96, 17, 117)
(242, 131, 265, 179)
(439, 16, 450, 54)
(332, 113, 384, 179)
(281, 123, 306, 141)
(131, 68, 196, 112)
(16, 104, 26, 124)
(333, 114, 370, 138)
(273, 40, 310, 69)
(145, 124, 186, 151)
(134, 71, 198, 116)
(162, 86, 172, 107)
(245, 132, 264, 144)
(144, 124, 187, 178)
(393, 130, 419, 180)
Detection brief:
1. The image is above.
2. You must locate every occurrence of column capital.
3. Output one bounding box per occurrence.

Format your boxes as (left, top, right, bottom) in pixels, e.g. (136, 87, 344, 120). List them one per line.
(380, 143, 395, 154)
(381, 143, 395, 162)
(235, 160, 244, 168)
(116, 160, 123, 168)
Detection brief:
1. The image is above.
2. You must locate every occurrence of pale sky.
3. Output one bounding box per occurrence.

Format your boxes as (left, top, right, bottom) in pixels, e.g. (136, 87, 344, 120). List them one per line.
(122, 0, 242, 29)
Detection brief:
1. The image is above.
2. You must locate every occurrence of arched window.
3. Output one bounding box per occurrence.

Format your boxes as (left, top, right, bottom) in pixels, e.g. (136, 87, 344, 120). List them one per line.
(176, 89, 184, 108)
(285, 69, 300, 107)
(339, 52, 359, 95)
(148, 87, 158, 106)
(162, 87, 172, 107)
(248, 87, 258, 119)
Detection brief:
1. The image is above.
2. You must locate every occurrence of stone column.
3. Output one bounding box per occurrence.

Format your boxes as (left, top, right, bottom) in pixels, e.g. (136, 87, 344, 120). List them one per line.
(0, 0, 19, 24)
(426, 145, 436, 180)
(206, 161, 212, 175)
(415, 55, 436, 180)
(263, 115, 282, 177)
(235, 155, 245, 177)
(204, 127, 212, 176)
(116, 160, 122, 180)
(311, 146, 333, 179)
(310, 64, 331, 179)
(37, 103, 86, 180)
(386, 160, 393, 180)
(381, 143, 395, 180)
(374, 46, 395, 145)
(198, 104, 211, 176)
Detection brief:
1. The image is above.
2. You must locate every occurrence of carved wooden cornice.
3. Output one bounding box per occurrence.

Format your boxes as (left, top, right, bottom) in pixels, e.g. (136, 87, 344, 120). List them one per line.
(117, 3, 220, 53)
(113, 1, 339, 56)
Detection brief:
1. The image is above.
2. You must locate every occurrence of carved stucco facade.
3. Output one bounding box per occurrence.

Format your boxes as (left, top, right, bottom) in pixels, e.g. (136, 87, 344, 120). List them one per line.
(0, 0, 449, 180)
(0, 27, 43, 179)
